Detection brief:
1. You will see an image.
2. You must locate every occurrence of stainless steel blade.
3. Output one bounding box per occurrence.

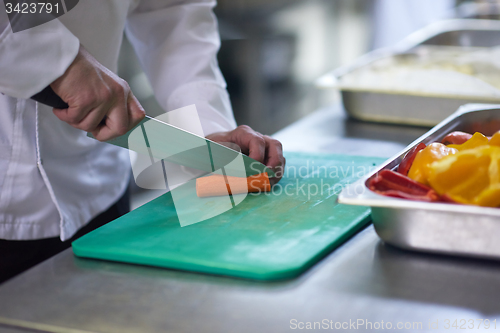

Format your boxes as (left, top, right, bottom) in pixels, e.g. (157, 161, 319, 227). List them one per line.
(87, 115, 275, 178)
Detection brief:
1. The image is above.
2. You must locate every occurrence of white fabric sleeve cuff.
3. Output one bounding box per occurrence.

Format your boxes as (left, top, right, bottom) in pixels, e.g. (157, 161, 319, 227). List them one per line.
(0, 18, 80, 99)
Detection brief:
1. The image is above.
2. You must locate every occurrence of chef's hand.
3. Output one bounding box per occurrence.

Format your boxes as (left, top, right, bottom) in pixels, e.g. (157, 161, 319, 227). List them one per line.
(50, 45, 145, 141)
(206, 125, 286, 184)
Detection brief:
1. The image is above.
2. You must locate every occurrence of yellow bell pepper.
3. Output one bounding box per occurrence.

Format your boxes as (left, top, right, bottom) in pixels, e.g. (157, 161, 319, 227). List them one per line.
(474, 184, 500, 207)
(407, 143, 457, 186)
(428, 146, 500, 207)
(447, 132, 489, 151)
(489, 131, 500, 147)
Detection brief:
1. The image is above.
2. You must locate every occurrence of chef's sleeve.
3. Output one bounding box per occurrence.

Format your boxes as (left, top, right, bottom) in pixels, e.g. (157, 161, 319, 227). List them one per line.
(125, 0, 237, 136)
(0, 2, 80, 99)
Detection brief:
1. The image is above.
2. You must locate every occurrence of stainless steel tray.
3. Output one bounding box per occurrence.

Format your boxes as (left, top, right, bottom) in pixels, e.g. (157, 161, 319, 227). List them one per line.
(316, 19, 500, 126)
(338, 103, 500, 259)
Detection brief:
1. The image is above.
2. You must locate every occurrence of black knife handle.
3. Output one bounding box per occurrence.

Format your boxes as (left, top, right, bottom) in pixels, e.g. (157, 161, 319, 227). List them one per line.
(31, 86, 69, 109)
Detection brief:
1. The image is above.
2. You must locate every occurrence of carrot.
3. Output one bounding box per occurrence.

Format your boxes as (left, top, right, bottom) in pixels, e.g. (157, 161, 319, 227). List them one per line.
(196, 172, 270, 198)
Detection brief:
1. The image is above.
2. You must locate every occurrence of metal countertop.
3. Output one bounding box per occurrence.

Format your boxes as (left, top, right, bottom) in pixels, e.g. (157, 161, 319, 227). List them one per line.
(1, 105, 500, 333)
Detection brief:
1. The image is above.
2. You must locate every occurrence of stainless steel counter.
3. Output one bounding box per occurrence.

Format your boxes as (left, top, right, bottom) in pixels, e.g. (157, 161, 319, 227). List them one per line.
(1, 105, 500, 333)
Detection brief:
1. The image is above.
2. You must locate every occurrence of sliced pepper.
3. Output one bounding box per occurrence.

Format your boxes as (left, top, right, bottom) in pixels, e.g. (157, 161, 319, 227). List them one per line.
(442, 131, 473, 145)
(447, 132, 489, 151)
(398, 142, 426, 176)
(474, 184, 500, 207)
(428, 146, 500, 207)
(489, 131, 500, 147)
(369, 169, 440, 202)
(407, 143, 457, 186)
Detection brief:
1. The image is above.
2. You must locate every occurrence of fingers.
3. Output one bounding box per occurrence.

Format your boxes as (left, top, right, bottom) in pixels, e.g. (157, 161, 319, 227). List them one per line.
(72, 103, 110, 132)
(91, 91, 145, 142)
(52, 105, 91, 125)
(208, 125, 286, 185)
(242, 132, 285, 184)
(230, 125, 266, 163)
(127, 93, 146, 128)
(91, 107, 128, 141)
(263, 135, 283, 168)
(50, 45, 145, 142)
(51, 92, 102, 125)
(52, 101, 107, 132)
(53, 82, 145, 142)
(248, 136, 266, 163)
(263, 135, 286, 183)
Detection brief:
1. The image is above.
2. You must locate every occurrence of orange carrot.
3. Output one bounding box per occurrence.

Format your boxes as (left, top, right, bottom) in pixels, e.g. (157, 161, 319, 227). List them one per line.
(196, 172, 270, 198)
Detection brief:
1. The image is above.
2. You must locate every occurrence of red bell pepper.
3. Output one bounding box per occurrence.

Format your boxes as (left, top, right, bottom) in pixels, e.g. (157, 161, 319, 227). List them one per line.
(369, 169, 440, 202)
(441, 131, 473, 145)
(397, 142, 426, 176)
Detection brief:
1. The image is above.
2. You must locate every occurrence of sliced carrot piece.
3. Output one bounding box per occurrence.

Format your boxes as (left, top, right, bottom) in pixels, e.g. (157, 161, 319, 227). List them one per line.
(196, 172, 270, 198)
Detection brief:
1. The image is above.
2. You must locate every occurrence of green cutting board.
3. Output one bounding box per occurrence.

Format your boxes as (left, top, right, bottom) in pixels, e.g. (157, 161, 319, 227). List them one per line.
(72, 152, 384, 280)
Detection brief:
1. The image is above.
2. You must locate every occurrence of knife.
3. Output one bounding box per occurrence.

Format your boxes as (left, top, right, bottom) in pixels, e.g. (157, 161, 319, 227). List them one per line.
(31, 87, 275, 178)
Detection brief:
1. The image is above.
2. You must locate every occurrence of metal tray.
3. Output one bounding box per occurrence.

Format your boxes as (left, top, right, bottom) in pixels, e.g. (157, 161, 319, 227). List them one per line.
(338, 103, 500, 260)
(316, 19, 500, 126)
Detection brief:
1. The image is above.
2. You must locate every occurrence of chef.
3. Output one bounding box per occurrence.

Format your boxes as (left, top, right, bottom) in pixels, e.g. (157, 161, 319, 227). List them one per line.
(0, 0, 285, 283)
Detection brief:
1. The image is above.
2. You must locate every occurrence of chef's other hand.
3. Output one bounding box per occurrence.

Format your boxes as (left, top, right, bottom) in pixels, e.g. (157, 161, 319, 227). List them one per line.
(206, 125, 286, 185)
(50, 45, 145, 141)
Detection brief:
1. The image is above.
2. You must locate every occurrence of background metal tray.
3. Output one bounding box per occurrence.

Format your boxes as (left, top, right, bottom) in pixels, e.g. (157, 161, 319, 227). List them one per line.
(316, 20, 500, 126)
(338, 103, 500, 260)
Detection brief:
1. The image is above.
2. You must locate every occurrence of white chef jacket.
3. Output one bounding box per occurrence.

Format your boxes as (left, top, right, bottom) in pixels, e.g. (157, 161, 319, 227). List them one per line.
(0, 0, 237, 241)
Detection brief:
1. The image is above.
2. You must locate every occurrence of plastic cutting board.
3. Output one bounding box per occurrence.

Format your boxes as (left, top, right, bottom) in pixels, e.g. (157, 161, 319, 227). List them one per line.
(72, 152, 384, 280)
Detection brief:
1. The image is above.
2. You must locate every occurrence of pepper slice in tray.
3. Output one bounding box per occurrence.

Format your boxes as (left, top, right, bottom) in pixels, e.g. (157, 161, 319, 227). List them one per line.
(447, 132, 489, 151)
(407, 143, 458, 186)
(442, 131, 473, 145)
(489, 131, 500, 147)
(397, 142, 426, 176)
(428, 146, 500, 207)
(369, 169, 440, 202)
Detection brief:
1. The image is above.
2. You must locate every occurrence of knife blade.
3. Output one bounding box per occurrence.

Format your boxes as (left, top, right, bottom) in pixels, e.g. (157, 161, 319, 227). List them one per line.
(30, 86, 274, 178)
(88, 115, 275, 178)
